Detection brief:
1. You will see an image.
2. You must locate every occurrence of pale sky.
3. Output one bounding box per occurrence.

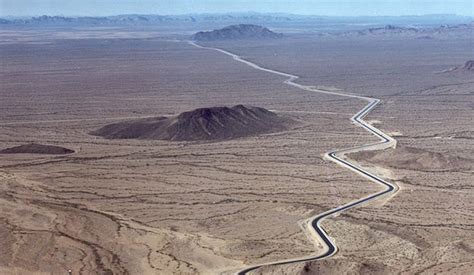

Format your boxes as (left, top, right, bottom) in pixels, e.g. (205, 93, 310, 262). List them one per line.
(1, 0, 473, 17)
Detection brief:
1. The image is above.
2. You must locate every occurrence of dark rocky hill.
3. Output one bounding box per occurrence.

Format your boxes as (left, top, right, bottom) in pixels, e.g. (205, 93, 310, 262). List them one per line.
(0, 143, 74, 154)
(341, 24, 419, 36)
(91, 105, 293, 141)
(462, 60, 474, 71)
(367, 24, 419, 34)
(192, 24, 283, 41)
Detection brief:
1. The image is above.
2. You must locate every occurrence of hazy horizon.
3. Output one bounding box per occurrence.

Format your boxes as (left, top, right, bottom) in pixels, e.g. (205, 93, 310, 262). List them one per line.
(1, 0, 473, 17)
(2, 12, 473, 19)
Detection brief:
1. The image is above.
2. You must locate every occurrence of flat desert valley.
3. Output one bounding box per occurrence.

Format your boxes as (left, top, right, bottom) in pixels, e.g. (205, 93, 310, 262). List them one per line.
(0, 19, 473, 275)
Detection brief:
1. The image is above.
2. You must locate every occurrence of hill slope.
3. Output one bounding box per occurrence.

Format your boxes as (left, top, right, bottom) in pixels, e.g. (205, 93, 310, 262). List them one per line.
(92, 105, 293, 141)
(349, 146, 473, 172)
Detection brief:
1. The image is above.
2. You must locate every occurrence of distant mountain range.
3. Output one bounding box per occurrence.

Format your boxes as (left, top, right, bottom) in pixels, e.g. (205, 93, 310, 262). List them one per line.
(0, 14, 310, 25)
(192, 24, 282, 41)
(1, 13, 472, 39)
(336, 22, 474, 37)
(0, 15, 189, 25)
(0, 13, 472, 26)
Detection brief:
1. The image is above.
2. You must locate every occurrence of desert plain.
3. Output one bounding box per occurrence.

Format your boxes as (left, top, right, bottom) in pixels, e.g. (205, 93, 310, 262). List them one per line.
(0, 20, 473, 275)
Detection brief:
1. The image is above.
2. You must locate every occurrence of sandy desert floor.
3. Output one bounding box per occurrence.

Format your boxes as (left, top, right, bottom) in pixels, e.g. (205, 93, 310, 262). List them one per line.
(208, 33, 474, 274)
(0, 28, 473, 274)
